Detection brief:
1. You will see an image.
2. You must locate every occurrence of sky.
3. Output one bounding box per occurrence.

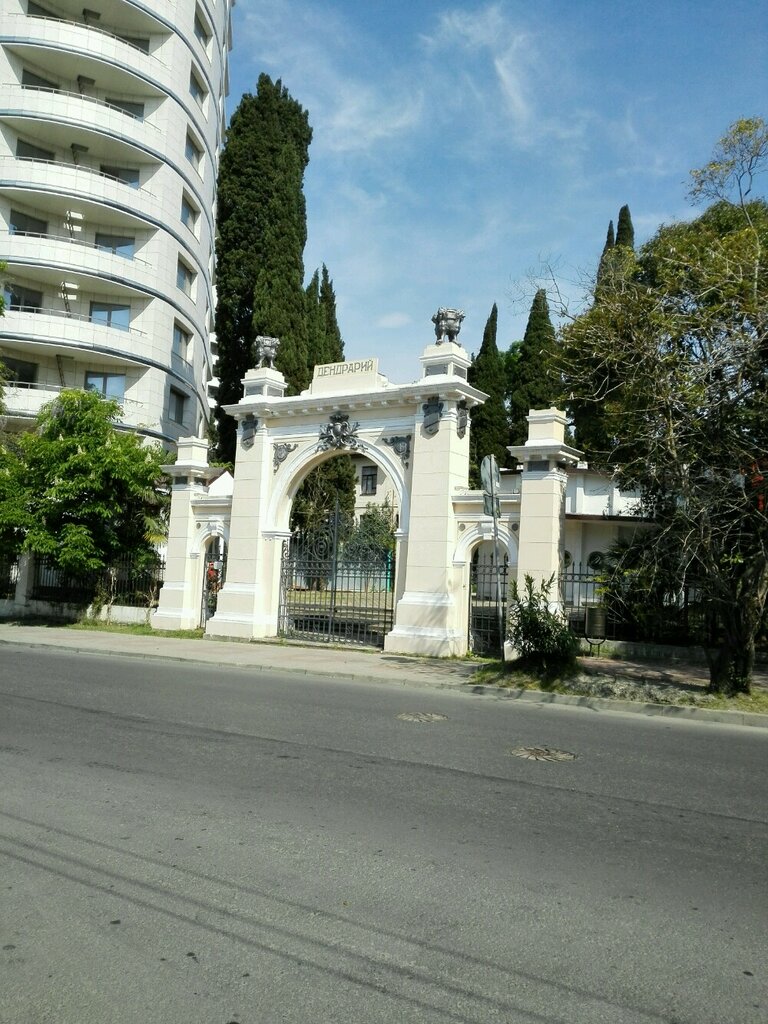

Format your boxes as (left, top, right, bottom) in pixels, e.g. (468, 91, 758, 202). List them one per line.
(227, 0, 768, 383)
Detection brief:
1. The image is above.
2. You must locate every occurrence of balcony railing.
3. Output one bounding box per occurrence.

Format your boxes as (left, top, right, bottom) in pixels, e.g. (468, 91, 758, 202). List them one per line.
(3, 228, 151, 267)
(9, 156, 156, 198)
(13, 83, 160, 132)
(24, 11, 167, 66)
(3, 304, 146, 336)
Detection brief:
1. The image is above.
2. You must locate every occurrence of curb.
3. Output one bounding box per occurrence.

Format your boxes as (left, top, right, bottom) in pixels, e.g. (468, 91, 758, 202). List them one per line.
(464, 684, 768, 729)
(2, 634, 766, 729)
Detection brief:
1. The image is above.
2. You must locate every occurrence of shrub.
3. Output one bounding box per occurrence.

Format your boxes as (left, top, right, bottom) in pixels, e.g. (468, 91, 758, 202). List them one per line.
(507, 574, 579, 671)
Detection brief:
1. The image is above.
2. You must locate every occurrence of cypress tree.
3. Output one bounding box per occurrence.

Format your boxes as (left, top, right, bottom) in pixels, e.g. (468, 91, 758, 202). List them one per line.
(467, 303, 509, 487)
(213, 74, 312, 463)
(319, 265, 344, 364)
(507, 290, 560, 446)
(615, 204, 635, 248)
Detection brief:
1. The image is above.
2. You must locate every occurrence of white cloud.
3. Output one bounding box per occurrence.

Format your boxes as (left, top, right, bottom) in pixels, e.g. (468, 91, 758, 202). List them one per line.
(375, 313, 413, 330)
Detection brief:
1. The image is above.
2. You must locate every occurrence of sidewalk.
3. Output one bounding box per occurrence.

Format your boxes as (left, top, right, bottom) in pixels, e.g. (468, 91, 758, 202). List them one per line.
(0, 622, 765, 728)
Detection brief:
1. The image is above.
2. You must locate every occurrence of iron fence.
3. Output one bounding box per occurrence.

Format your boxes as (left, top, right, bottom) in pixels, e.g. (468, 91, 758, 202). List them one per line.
(469, 554, 508, 656)
(31, 554, 165, 608)
(0, 555, 19, 600)
(560, 564, 714, 645)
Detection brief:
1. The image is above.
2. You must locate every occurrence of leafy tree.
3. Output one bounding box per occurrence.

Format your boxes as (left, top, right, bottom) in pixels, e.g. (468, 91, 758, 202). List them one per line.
(213, 75, 312, 463)
(508, 290, 560, 446)
(342, 500, 397, 568)
(615, 204, 635, 248)
(468, 303, 509, 486)
(559, 120, 768, 694)
(507, 574, 579, 673)
(290, 457, 356, 532)
(1, 390, 167, 575)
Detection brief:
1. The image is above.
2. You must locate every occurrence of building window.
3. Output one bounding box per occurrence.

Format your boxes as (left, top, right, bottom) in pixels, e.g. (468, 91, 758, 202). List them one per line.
(16, 138, 55, 162)
(185, 132, 203, 169)
(10, 209, 48, 236)
(85, 371, 126, 401)
(189, 67, 206, 108)
(105, 97, 145, 120)
(115, 34, 150, 54)
(361, 465, 378, 496)
(173, 322, 192, 360)
(176, 259, 195, 297)
(89, 301, 130, 330)
(28, 2, 59, 19)
(21, 68, 59, 90)
(194, 9, 211, 49)
(3, 283, 43, 312)
(94, 233, 135, 258)
(169, 387, 187, 425)
(180, 194, 199, 232)
(1, 356, 38, 384)
(100, 164, 140, 188)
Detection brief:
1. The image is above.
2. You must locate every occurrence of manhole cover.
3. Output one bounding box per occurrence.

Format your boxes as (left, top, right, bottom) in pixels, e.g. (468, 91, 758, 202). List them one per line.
(508, 746, 577, 762)
(397, 712, 448, 724)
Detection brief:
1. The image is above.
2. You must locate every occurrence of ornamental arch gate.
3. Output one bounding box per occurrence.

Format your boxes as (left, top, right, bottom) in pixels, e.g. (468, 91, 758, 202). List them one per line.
(153, 325, 580, 657)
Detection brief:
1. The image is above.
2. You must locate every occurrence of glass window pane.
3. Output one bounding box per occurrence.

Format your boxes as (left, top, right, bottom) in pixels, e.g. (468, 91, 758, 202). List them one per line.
(105, 97, 145, 119)
(16, 139, 55, 161)
(85, 371, 125, 401)
(94, 233, 135, 257)
(2, 356, 38, 384)
(10, 209, 48, 235)
(89, 302, 130, 330)
(100, 165, 140, 188)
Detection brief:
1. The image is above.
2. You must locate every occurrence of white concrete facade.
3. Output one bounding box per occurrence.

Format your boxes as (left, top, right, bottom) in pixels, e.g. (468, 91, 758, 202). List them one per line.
(153, 343, 643, 656)
(0, 0, 233, 444)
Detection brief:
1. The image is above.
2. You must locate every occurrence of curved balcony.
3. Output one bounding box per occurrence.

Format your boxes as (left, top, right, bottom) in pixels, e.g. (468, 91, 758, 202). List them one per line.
(1, 379, 147, 426)
(0, 155, 162, 223)
(3, 13, 217, 146)
(0, 305, 148, 361)
(3, 83, 161, 143)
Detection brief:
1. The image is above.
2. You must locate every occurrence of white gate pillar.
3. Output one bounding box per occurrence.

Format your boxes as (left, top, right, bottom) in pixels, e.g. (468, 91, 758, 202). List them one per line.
(152, 437, 219, 630)
(508, 409, 582, 605)
(384, 342, 477, 657)
(205, 366, 287, 639)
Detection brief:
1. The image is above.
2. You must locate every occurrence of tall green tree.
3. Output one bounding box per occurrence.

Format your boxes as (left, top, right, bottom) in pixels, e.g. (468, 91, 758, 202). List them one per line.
(213, 74, 312, 463)
(468, 303, 509, 486)
(595, 219, 615, 287)
(507, 290, 560, 446)
(0, 390, 167, 574)
(615, 204, 635, 248)
(559, 119, 768, 695)
(319, 265, 344, 364)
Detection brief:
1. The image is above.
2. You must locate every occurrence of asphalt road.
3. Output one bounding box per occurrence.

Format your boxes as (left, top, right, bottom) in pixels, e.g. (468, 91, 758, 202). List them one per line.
(1, 645, 766, 1024)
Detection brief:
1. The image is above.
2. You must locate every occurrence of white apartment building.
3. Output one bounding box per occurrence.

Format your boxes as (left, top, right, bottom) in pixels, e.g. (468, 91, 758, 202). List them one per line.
(0, 0, 233, 444)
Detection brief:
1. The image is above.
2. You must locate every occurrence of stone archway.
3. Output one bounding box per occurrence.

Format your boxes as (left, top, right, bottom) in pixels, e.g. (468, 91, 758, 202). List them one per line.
(154, 339, 489, 654)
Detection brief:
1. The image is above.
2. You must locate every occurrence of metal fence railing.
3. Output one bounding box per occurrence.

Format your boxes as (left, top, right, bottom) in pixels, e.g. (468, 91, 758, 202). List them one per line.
(31, 554, 165, 608)
(0, 555, 19, 601)
(560, 565, 714, 646)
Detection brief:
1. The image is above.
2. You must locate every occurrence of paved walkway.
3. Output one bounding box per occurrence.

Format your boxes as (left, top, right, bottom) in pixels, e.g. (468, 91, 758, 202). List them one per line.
(0, 622, 765, 728)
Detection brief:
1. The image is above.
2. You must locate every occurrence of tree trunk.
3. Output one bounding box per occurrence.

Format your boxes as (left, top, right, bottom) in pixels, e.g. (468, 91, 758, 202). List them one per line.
(707, 603, 757, 695)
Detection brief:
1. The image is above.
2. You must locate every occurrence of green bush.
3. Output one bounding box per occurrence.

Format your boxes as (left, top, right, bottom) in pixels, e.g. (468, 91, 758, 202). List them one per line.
(507, 574, 579, 671)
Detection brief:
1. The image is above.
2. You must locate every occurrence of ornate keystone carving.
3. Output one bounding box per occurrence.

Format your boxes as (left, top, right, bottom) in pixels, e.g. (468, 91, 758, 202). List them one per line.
(318, 411, 362, 452)
(431, 307, 464, 345)
(255, 335, 279, 368)
(273, 442, 298, 471)
(383, 434, 412, 468)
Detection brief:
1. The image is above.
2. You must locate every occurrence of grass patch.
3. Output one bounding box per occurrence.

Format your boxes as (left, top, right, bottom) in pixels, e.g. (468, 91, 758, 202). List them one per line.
(68, 620, 205, 640)
(471, 659, 768, 714)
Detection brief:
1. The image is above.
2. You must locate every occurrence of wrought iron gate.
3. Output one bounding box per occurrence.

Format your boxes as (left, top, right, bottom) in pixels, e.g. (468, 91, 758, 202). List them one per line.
(468, 551, 508, 656)
(201, 536, 227, 625)
(278, 510, 395, 647)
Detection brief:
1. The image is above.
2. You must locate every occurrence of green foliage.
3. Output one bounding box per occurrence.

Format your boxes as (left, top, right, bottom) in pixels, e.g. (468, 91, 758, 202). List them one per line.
(305, 264, 344, 368)
(468, 303, 509, 486)
(342, 500, 396, 567)
(1, 390, 167, 576)
(559, 122, 768, 693)
(506, 574, 579, 671)
(291, 456, 356, 532)
(213, 75, 312, 463)
(615, 204, 635, 248)
(507, 290, 560, 446)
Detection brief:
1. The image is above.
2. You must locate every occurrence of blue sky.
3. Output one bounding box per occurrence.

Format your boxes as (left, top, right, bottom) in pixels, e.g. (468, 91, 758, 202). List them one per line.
(228, 0, 768, 381)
